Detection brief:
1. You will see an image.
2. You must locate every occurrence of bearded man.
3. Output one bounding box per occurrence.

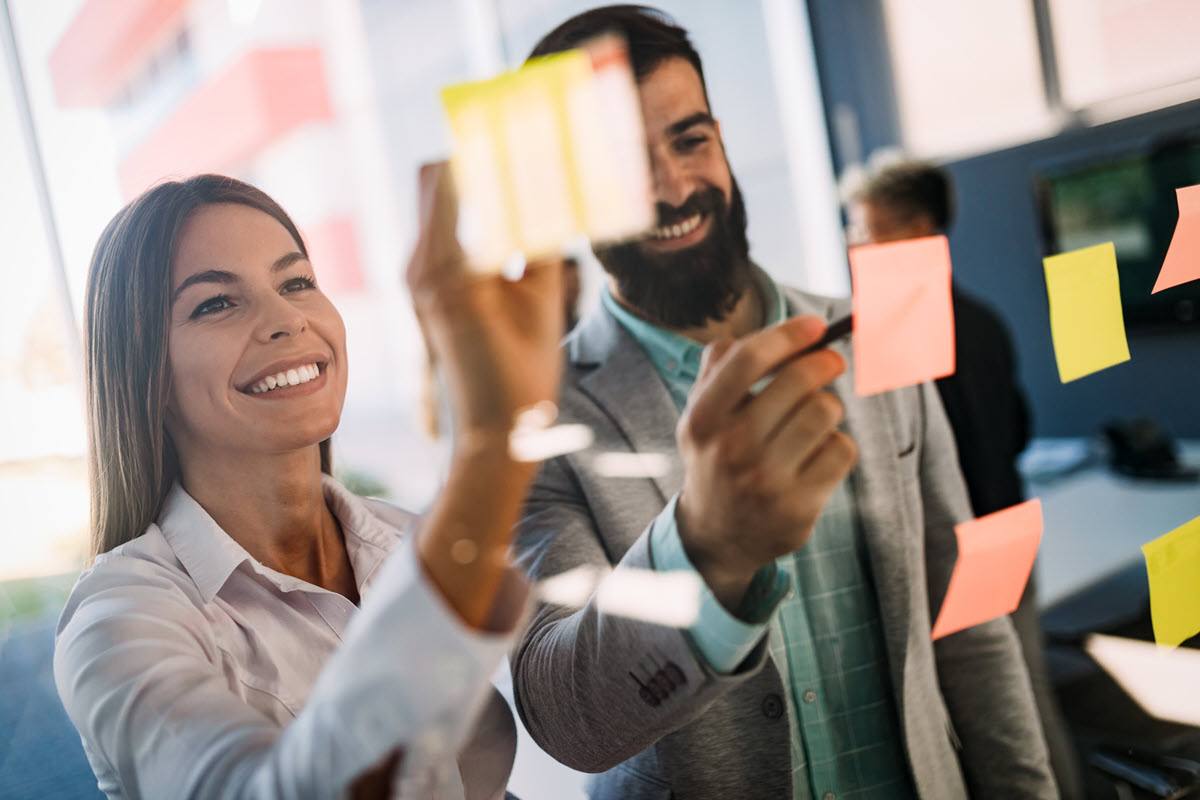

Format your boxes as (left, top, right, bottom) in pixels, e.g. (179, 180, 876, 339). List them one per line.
(509, 7, 1057, 799)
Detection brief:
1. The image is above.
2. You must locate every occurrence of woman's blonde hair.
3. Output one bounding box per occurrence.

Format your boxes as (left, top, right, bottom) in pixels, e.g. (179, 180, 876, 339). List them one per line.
(84, 175, 332, 561)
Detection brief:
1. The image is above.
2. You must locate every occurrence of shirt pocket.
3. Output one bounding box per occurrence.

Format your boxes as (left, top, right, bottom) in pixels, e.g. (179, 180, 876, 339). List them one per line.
(218, 647, 302, 722)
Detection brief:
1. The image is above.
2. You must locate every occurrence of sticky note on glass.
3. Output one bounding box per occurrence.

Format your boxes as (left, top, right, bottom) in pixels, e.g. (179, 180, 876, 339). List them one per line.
(1152, 185, 1200, 294)
(1043, 242, 1130, 383)
(1141, 514, 1200, 647)
(849, 235, 955, 397)
(1086, 634, 1200, 727)
(441, 37, 654, 271)
(932, 499, 1043, 640)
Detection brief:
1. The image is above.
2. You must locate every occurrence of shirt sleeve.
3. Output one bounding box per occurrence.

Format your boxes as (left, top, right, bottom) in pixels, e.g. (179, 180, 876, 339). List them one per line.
(648, 494, 789, 674)
(54, 537, 525, 800)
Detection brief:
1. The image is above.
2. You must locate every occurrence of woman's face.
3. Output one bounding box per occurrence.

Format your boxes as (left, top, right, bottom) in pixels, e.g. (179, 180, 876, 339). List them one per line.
(164, 202, 348, 466)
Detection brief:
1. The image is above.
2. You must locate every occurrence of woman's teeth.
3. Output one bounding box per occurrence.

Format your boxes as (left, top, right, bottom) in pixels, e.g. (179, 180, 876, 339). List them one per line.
(651, 213, 703, 241)
(248, 363, 320, 394)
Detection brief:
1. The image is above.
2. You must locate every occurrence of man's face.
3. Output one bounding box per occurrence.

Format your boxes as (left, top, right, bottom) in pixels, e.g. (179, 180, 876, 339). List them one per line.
(595, 56, 754, 328)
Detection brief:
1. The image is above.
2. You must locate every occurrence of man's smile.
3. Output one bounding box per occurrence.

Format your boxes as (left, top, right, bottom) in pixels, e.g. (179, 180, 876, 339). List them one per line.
(643, 212, 712, 252)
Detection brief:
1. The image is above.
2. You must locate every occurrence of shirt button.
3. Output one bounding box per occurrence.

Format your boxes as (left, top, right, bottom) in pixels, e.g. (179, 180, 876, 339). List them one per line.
(823, 793, 836, 800)
(665, 359, 678, 371)
(803, 689, 817, 704)
(761, 693, 784, 719)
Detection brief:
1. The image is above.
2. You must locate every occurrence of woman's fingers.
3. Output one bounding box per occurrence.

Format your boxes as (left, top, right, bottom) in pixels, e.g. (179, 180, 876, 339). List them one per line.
(408, 161, 467, 296)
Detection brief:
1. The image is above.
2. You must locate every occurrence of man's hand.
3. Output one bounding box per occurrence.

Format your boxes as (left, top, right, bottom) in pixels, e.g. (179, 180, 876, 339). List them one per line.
(675, 316, 859, 611)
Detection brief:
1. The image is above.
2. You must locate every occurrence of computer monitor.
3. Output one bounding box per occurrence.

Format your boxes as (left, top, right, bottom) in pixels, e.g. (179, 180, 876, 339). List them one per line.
(1034, 135, 1200, 331)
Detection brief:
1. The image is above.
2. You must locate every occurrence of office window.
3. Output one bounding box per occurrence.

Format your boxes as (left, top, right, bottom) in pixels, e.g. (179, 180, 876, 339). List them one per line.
(1050, 0, 1200, 111)
(881, 0, 1055, 159)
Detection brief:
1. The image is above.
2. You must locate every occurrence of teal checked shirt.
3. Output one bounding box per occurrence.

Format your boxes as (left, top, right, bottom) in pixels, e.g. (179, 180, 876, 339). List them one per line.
(602, 276, 915, 800)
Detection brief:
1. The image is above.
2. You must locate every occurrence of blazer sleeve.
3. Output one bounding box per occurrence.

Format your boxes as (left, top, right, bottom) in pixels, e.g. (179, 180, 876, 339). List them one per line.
(54, 537, 522, 800)
(510, 452, 772, 773)
(917, 380, 1058, 799)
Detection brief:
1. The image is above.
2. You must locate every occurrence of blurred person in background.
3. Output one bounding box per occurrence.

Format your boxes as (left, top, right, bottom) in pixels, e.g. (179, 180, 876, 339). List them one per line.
(53, 166, 563, 799)
(508, 6, 1056, 799)
(852, 159, 1084, 800)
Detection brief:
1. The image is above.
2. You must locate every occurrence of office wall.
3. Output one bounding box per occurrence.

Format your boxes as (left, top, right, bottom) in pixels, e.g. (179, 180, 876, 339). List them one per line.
(809, 0, 1200, 438)
(945, 100, 1200, 438)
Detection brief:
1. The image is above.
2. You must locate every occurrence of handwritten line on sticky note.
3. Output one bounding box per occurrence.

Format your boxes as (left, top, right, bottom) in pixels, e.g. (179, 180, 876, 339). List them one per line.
(931, 499, 1043, 641)
(1152, 185, 1200, 294)
(849, 235, 955, 397)
(1043, 242, 1130, 383)
(1142, 514, 1200, 647)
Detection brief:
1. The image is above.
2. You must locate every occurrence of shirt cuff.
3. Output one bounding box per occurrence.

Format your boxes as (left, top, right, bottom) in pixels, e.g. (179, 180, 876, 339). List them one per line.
(648, 495, 789, 674)
(305, 536, 523, 774)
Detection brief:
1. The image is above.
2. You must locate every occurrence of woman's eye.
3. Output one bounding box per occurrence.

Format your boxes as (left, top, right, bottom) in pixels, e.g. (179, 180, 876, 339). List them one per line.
(191, 295, 232, 318)
(281, 275, 316, 294)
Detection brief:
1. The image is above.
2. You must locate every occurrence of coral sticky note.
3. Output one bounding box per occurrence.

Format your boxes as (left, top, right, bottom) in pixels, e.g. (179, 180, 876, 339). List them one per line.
(1141, 514, 1200, 647)
(849, 235, 955, 397)
(932, 499, 1043, 641)
(1043, 242, 1130, 383)
(441, 37, 654, 271)
(1152, 185, 1200, 294)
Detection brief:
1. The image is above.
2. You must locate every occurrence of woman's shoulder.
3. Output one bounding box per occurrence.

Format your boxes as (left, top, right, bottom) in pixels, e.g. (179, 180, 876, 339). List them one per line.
(57, 525, 206, 642)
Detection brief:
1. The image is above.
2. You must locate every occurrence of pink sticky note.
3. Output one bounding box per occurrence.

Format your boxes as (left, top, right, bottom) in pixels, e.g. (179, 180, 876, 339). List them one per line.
(932, 499, 1044, 641)
(849, 235, 956, 396)
(1152, 185, 1200, 294)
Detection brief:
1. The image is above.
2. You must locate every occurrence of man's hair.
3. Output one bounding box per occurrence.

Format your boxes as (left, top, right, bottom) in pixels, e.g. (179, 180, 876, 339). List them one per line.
(857, 161, 956, 234)
(528, 5, 708, 99)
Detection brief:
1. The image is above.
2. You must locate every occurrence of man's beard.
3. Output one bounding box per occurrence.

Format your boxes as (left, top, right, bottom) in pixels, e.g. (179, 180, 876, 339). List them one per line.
(595, 179, 753, 329)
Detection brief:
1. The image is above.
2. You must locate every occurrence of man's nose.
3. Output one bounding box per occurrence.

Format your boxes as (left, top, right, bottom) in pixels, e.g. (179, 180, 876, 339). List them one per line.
(650, 152, 695, 210)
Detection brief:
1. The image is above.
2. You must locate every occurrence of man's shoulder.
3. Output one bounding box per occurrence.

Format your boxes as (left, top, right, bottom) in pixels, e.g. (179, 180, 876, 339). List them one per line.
(777, 284, 850, 320)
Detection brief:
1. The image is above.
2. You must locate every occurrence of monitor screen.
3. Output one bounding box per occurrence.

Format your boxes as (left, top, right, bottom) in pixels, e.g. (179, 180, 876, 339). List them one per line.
(1034, 136, 1200, 331)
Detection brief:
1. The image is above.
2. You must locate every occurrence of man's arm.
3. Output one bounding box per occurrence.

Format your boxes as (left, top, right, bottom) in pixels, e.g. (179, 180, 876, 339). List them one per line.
(511, 316, 858, 773)
(510, 453, 771, 773)
(917, 379, 1058, 799)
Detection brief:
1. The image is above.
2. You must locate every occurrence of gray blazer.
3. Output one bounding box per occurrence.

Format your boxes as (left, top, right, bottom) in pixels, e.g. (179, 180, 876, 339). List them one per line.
(510, 287, 1057, 799)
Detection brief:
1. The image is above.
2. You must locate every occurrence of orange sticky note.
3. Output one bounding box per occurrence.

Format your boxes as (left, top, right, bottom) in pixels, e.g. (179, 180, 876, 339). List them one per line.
(932, 499, 1043, 640)
(1152, 185, 1200, 294)
(849, 235, 955, 397)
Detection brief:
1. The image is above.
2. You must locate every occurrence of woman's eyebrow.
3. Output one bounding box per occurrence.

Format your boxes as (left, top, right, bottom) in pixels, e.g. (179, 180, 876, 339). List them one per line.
(272, 252, 307, 273)
(170, 253, 307, 305)
(171, 270, 239, 305)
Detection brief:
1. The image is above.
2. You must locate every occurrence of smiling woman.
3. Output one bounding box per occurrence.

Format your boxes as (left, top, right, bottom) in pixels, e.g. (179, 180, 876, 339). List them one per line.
(54, 171, 564, 799)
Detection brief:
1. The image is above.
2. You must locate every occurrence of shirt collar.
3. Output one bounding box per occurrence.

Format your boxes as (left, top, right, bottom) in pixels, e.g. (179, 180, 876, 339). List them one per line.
(158, 475, 399, 604)
(600, 266, 788, 382)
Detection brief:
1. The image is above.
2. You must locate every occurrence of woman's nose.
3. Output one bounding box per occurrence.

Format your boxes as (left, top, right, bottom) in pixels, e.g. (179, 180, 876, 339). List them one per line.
(257, 296, 307, 341)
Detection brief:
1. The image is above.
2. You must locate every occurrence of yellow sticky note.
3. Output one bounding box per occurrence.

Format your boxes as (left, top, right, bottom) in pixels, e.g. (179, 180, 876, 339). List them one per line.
(1142, 515, 1200, 647)
(1043, 242, 1130, 383)
(441, 38, 653, 271)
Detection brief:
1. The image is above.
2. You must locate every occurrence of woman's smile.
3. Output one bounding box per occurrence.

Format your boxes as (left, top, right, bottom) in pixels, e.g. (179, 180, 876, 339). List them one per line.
(239, 356, 329, 396)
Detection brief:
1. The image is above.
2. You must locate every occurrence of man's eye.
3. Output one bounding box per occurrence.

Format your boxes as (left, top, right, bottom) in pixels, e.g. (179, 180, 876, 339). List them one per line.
(677, 136, 707, 152)
(192, 296, 232, 318)
(281, 275, 316, 294)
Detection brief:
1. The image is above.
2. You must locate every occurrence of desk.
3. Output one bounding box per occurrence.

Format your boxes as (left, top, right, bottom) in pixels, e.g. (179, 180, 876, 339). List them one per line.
(1022, 439, 1200, 607)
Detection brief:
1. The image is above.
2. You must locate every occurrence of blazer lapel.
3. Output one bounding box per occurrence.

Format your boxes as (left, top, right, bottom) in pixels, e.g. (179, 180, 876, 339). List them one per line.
(569, 306, 685, 503)
(782, 287, 913, 706)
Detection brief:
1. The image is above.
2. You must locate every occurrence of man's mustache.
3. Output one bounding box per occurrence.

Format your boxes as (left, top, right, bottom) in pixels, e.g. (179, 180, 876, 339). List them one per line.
(653, 187, 725, 228)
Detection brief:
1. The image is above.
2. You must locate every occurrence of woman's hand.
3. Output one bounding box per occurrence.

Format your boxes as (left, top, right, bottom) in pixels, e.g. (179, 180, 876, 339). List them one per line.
(406, 162, 564, 450)
(405, 161, 564, 629)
